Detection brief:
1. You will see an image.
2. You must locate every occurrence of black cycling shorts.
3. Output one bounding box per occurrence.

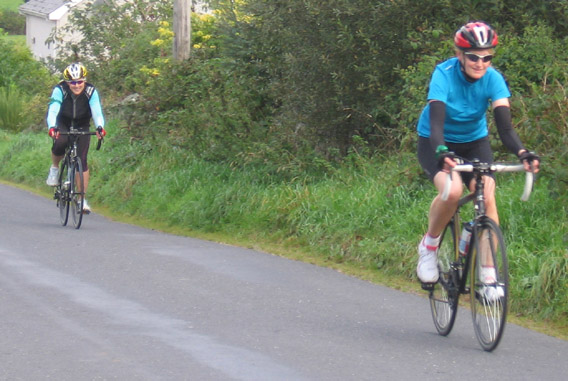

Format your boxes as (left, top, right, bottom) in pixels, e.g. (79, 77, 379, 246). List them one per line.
(417, 136, 494, 186)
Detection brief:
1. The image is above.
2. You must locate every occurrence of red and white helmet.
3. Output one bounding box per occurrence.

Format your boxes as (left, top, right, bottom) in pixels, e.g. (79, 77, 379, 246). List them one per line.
(454, 21, 498, 50)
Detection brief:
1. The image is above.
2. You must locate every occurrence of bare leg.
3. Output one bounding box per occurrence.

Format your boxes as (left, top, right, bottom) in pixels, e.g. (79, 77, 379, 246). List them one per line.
(51, 153, 63, 168)
(481, 176, 498, 224)
(427, 170, 464, 237)
(83, 169, 90, 197)
(476, 176, 499, 269)
(417, 170, 465, 283)
(75, 169, 89, 195)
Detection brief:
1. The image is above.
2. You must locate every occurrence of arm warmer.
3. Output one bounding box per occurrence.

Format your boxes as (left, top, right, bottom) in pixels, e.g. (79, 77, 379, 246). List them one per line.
(429, 101, 446, 151)
(89, 89, 105, 128)
(493, 105, 524, 155)
(46, 87, 63, 128)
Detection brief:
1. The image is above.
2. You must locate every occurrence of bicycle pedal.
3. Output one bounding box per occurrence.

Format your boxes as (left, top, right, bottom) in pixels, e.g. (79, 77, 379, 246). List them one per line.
(421, 282, 435, 291)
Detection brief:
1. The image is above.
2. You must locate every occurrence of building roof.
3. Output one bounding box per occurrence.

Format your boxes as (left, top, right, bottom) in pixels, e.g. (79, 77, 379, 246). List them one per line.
(19, 0, 68, 18)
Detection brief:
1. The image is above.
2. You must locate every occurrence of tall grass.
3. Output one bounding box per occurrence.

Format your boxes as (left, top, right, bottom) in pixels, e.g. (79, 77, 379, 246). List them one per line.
(0, 85, 28, 132)
(501, 178, 568, 320)
(0, 130, 566, 327)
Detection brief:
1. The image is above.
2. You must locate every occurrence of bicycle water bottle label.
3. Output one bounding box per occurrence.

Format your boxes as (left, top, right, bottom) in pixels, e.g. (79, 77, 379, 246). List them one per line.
(459, 226, 472, 256)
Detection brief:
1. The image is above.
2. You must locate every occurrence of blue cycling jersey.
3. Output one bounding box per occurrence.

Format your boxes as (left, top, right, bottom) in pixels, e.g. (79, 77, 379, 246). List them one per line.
(417, 57, 510, 143)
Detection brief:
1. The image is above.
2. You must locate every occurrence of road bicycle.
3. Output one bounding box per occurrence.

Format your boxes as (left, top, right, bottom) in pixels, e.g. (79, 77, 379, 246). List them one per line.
(53, 128, 102, 229)
(423, 157, 534, 351)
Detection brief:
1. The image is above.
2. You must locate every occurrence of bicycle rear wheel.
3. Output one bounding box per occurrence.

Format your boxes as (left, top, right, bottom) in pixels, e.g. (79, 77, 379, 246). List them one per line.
(470, 216, 508, 351)
(70, 158, 84, 229)
(58, 159, 70, 226)
(429, 219, 459, 336)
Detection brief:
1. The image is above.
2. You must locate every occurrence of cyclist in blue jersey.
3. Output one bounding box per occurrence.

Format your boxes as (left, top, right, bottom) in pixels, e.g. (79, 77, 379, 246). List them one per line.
(46, 63, 106, 214)
(416, 22, 540, 284)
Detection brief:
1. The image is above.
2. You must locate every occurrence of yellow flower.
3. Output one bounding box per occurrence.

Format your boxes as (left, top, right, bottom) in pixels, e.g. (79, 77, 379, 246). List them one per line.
(158, 27, 174, 38)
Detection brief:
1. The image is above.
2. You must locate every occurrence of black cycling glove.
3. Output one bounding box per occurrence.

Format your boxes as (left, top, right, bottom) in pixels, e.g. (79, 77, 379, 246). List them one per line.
(518, 151, 540, 165)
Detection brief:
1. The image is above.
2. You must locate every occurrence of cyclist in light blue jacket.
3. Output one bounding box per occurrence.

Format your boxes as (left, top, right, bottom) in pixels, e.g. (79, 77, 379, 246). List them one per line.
(46, 62, 106, 214)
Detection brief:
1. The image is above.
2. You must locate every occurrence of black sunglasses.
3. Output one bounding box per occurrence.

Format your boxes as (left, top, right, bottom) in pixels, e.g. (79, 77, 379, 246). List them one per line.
(464, 52, 493, 63)
(67, 80, 85, 85)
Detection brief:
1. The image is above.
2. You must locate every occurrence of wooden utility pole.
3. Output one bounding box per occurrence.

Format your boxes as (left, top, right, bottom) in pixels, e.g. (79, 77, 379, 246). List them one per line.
(173, 0, 191, 60)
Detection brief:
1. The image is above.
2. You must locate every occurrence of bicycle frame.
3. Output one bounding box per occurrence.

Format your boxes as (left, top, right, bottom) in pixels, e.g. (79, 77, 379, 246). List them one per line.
(443, 171, 490, 296)
(53, 128, 100, 228)
(444, 160, 533, 290)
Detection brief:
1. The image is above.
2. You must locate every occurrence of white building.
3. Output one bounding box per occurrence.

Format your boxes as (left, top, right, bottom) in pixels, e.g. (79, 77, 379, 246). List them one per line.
(19, 0, 86, 60)
(19, 0, 211, 61)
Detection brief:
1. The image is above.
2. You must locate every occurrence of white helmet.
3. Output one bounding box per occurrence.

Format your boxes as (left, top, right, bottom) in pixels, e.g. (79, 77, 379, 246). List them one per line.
(63, 62, 88, 81)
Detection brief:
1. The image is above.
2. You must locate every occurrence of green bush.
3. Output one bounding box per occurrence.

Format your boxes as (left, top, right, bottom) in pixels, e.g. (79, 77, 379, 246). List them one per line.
(0, 39, 53, 132)
(0, 38, 53, 94)
(497, 24, 568, 95)
(0, 10, 25, 35)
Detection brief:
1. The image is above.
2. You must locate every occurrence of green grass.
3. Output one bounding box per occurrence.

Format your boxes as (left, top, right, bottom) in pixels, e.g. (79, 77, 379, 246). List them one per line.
(0, 128, 566, 339)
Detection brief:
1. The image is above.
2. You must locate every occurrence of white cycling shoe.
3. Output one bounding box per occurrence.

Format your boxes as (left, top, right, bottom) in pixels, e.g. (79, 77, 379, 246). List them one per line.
(480, 267, 504, 302)
(82, 199, 91, 214)
(417, 236, 439, 283)
(46, 166, 59, 187)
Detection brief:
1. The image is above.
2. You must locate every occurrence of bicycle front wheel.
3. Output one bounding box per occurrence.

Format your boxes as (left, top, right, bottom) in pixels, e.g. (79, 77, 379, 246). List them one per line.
(58, 159, 70, 226)
(429, 218, 459, 336)
(70, 158, 84, 229)
(470, 217, 508, 351)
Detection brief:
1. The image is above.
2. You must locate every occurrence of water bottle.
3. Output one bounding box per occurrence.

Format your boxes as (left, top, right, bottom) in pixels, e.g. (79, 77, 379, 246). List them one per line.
(459, 222, 472, 256)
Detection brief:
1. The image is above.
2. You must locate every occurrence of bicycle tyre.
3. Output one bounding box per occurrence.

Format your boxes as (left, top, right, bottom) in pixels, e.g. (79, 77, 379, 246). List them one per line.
(70, 158, 84, 229)
(58, 159, 70, 226)
(470, 216, 508, 351)
(429, 218, 460, 336)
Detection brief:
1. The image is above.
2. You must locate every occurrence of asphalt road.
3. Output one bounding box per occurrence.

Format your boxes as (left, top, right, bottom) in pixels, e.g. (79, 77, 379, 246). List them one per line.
(1, 183, 566, 380)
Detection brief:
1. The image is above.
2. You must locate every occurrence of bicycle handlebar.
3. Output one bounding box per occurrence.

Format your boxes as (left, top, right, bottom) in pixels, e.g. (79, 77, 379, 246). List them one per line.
(57, 130, 103, 150)
(441, 163, 534, 202)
